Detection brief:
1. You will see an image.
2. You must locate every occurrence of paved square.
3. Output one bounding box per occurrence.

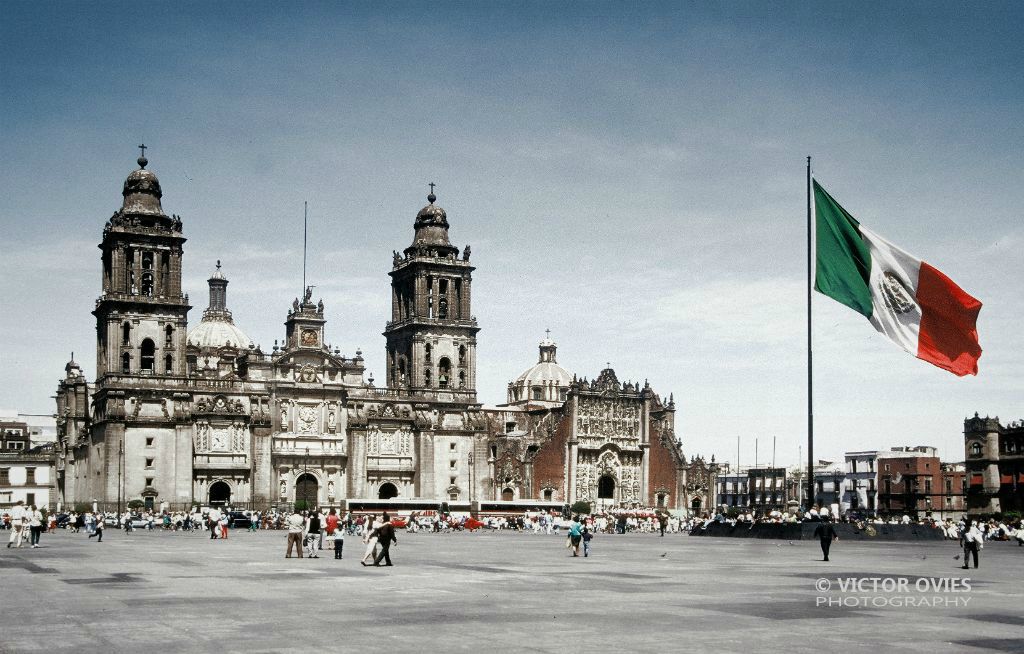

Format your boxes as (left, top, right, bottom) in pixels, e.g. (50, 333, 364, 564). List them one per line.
(2, 529, 1022, 653)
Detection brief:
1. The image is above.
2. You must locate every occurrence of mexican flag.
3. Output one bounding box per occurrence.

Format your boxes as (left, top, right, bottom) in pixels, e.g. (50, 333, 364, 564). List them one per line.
(813, 179, 982, 376)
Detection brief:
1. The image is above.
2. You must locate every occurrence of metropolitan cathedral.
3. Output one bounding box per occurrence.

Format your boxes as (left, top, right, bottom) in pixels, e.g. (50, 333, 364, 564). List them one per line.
(54, 153, 717, 514)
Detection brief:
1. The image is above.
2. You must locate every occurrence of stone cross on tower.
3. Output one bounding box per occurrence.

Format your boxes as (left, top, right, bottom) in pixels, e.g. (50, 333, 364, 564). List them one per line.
(138, 143, 147, 157)
(545, 328, 551, 339)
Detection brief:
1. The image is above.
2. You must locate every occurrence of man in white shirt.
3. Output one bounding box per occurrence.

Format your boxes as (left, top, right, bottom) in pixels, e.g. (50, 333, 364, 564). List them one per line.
(285, 510, 305, 558)
(7, 501, 27, 548)
(207, 507, 222, 539)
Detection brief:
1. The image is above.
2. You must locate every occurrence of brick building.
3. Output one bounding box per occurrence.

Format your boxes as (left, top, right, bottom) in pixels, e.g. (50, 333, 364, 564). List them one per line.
(489, 356, 718, 514)
(876, 446, 964, 519)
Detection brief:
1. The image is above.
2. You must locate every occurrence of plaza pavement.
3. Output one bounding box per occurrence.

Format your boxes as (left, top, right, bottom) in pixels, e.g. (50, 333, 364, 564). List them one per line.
(1, 528, 1022, 653)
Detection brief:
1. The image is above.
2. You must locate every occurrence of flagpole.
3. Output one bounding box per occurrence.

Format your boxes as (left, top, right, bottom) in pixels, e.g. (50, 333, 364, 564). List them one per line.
(806, 156, 814, 509)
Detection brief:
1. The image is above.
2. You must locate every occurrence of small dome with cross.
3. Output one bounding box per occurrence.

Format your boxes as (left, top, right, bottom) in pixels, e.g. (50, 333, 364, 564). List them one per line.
(121, 145, 164, 216)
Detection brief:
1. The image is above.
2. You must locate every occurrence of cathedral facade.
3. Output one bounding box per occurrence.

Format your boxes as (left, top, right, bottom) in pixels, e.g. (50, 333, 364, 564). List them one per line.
(54, 155, 716, 514)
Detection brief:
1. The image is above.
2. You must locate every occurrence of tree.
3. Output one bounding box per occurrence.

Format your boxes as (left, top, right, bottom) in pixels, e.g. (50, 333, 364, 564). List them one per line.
(570, 500, 591, 516)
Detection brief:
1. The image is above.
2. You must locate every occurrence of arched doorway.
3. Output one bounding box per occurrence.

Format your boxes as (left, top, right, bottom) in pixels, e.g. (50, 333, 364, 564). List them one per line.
(691, 497, 702, 512)
(598, 475, 616, 500)
(501, 487, 515, 501)
(295, 474, 318, 508)
(378, 482, 398, 500)
(209, 481, 231, 507)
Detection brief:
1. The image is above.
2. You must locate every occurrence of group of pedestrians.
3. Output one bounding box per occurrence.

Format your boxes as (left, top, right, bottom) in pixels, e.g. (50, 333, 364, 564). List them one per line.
(4, 501, 46, 549)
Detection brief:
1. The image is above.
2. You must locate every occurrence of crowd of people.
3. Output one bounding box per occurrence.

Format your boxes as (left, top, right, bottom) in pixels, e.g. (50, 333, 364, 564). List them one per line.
(5, 500, 1022, 552)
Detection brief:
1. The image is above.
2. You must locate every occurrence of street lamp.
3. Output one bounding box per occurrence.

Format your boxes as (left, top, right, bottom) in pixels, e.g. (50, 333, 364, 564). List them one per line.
(468, 451, 474, 503)
(117, 439, 124, 516)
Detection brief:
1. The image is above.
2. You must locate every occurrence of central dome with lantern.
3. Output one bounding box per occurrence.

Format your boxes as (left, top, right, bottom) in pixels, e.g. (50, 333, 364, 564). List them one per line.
(187, 261, 254, 357)
(507, 335, 573, 406)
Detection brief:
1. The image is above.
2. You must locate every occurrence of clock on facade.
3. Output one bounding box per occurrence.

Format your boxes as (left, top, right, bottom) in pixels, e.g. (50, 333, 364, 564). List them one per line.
(211, 428, 228, 450)
(301, 329, 318, 346)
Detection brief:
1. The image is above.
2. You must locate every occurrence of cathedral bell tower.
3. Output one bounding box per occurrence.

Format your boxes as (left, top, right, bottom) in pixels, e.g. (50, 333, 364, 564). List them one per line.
(93, 149, 190, 380)
(384, 188, 479, 398)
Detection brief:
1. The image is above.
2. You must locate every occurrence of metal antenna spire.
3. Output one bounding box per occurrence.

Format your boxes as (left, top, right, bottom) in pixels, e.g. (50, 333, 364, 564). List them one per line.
(302, 201, 308, 298)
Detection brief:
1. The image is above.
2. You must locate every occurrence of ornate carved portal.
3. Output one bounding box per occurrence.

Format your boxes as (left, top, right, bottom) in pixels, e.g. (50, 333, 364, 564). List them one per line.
(575, 447, 641, 505)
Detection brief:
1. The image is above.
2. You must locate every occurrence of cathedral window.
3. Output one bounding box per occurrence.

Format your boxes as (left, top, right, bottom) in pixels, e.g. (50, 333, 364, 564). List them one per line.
(532, 386, 543, 400)
(142, 251, 154, 270)
(438, 358, 451, 389)
(543, 489, 553, 501)
(458, 370, 466, 388)
(458, 345, 466, 366)
(559, 388, 568, 401)
(424, 369, 431, 387)
(121, 352, 131, 373)
(423, 344, 431, 364)
(140, 339, 156, 373)
(165, 325, 173, 346)
(165, 354, 173, 373)
(141, 272, 154, 297)
(970, 442, 982, 456)
(122, 322, 131, 345)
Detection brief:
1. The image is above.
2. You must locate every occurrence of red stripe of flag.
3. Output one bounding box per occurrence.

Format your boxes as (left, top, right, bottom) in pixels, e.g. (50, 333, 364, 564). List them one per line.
(916, 261, 983, 376)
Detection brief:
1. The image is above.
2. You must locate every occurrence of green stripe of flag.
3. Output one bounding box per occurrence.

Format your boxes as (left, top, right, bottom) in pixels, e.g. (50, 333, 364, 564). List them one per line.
(813, 180, 873, 318)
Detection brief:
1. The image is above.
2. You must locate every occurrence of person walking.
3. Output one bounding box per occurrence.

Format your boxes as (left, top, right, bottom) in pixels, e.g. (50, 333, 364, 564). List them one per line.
(582, 525, 593, 557)
(88, 515, 104, 542)
(568, 516, 583, 557)
(360, 515, 383, 565)
(368, 513, 397, 567)
(6, 501, 26, 548)
(658, 513, 668, 537)
(305, 510, 322, 558)
(29, 505, 43, 547)
(325, 508, 343, 559)
(285, 509, 305, 558)
(813, 517, 839, 561)
(962, 520, 983, 569)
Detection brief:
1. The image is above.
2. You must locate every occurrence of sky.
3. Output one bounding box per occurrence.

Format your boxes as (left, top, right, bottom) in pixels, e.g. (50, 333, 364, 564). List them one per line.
(1, 2, 1021, 469)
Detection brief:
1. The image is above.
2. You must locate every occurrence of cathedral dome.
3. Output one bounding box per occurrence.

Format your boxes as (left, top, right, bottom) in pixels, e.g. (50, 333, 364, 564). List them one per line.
(186, 261, 253, 350)
(187, 320, 253, 350)
(121, 156, 165, 215)
(508, 337, 573, 405)
(409, 190, 458, 255)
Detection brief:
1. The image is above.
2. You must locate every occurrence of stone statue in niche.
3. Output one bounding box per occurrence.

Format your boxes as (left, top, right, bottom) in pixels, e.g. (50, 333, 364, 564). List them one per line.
(279, 479, 287, 498)
(327, 480, 335, 497)
(280, 405, 288, 429)
(328, 410, 337, 430)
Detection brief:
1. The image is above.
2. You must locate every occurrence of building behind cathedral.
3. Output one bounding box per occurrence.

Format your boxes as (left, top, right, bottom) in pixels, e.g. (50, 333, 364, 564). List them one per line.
(54, 155, 716, 514)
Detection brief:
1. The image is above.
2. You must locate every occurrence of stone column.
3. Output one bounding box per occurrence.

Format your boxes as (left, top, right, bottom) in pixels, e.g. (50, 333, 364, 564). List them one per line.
(348, 430, 365, 499)
(415, 273, 427, 317)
